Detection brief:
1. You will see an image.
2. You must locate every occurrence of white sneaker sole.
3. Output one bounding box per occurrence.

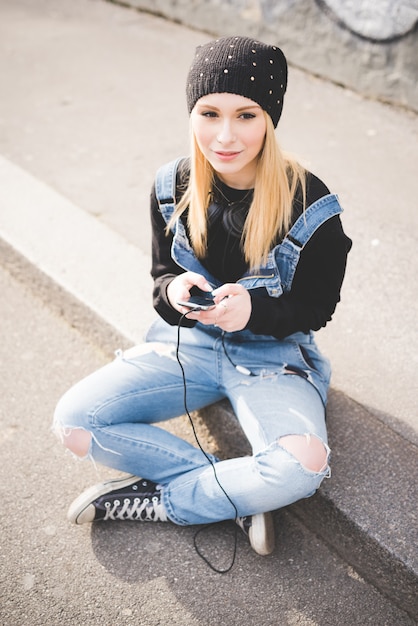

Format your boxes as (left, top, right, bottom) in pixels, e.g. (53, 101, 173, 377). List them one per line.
(67, 475, 140, 525)
(248, 512, 275, 556)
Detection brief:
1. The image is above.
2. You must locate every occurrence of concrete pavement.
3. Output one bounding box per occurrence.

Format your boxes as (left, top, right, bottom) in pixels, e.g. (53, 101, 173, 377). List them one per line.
(0, 0, 417, 622)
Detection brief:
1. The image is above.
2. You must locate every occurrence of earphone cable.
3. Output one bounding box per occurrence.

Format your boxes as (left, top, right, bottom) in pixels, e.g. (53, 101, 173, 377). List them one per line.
(176, 312, 239, 574)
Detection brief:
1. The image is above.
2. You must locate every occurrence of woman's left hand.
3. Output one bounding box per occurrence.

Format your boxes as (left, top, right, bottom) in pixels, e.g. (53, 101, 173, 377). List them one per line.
(186, 283, 252, 332)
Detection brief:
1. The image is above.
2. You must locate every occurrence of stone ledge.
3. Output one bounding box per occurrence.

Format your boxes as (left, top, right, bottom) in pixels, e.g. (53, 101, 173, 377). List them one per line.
(200, 392, 418, 620)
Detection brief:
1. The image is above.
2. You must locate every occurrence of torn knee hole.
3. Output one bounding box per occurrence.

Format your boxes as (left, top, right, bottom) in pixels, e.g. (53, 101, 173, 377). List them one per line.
(279, 434, 329, 473)
(60, 427, 92, 457)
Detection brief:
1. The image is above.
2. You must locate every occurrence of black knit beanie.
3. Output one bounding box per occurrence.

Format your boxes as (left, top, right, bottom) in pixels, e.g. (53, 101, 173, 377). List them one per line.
(186, 36, 288, 128)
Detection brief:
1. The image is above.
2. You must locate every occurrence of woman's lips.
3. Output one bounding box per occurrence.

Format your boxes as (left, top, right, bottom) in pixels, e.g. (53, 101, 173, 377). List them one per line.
(214, 151, 241, 161)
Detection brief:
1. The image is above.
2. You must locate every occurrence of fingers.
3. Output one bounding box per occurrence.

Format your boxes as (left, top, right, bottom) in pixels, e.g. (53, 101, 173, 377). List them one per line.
(184, 272, 212, 292)
(171, 280, 251, 332)
(167, 273, 213, 311)
(216, 287, 252, 332)
(212, 283, 243, 303)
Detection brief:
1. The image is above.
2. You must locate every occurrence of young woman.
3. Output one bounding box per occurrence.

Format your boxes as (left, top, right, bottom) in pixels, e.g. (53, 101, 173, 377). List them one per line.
(54, 36, 351, 557)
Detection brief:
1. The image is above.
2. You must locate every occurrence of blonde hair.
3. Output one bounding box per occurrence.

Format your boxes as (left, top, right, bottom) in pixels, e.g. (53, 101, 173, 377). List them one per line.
(167, 112, 306, 269)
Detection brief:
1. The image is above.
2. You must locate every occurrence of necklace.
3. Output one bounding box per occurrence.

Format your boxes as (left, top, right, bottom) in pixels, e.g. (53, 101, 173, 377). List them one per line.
(211, 181, 253, 207)
(209, 181, 254, 238)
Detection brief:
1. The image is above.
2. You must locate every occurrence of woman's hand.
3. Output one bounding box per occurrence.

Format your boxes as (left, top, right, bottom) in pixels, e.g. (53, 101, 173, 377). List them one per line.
(187, 282, 252, 332)
(167, 272, 213, 312)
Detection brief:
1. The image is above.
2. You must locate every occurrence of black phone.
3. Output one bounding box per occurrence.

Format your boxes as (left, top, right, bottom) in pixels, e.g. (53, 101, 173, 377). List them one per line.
(177, 286, 215, 311)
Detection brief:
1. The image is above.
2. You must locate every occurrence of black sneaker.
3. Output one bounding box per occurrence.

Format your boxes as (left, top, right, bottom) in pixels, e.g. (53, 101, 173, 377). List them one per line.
(67, 476, 168, 525)
(236, 512, 275, 556)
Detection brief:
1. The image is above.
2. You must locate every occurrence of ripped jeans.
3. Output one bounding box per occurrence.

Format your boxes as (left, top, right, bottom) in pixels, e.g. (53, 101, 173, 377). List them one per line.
(53, 319, 331, 526)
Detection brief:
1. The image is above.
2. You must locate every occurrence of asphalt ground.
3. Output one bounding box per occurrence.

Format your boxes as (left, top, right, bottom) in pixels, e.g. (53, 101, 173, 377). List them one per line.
(0, 0, 417, 623)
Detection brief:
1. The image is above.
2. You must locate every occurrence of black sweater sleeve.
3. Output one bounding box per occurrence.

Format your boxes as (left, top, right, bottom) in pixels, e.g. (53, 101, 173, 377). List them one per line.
(150, 174, 352, 337)
(247, 214, 351, 338)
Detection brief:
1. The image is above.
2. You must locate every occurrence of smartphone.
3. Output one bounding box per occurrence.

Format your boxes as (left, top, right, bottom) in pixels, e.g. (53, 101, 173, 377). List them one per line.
(177, 287, 216, 311)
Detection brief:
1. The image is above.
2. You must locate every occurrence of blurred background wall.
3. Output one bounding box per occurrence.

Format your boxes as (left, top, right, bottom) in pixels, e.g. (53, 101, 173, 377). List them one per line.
(122, 0, 418, 111)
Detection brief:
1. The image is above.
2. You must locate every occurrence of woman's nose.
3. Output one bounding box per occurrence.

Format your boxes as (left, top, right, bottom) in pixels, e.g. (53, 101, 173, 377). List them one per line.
(216, 122, 235, 144)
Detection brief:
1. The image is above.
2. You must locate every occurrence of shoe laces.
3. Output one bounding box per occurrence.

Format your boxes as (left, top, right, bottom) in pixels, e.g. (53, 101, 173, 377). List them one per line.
(102, 492, 168, 522)
(235, 515, 251, 536)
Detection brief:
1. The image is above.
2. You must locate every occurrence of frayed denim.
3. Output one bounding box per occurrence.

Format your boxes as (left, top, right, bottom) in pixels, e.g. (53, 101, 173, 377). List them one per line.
(54, 319, 331, 525)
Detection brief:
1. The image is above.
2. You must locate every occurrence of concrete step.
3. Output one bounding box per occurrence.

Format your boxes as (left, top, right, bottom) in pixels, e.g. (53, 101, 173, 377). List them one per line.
(185, 369, 418, 618)
(198, 395, 417, 619)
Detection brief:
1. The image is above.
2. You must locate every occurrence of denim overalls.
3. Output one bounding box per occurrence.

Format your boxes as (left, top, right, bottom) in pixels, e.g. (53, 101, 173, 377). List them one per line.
(155, 157, 343, 298)
(152, 157, 343, 404)
(54, 158, 342, 525)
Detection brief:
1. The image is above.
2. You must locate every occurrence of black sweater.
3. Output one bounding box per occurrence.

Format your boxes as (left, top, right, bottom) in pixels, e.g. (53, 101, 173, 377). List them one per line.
(150, 160, 352, 340)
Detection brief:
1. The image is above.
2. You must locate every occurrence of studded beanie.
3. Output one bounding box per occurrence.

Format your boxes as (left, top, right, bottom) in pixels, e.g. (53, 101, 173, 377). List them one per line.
(186, 36, 288, 128)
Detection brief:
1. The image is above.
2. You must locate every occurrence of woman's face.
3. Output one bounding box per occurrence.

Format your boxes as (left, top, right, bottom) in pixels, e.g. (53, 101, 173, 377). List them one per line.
(191, 92, 267, 189)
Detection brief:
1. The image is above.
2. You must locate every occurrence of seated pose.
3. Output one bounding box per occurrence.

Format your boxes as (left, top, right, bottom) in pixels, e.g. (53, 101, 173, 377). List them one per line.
(54, 36, 351, 557)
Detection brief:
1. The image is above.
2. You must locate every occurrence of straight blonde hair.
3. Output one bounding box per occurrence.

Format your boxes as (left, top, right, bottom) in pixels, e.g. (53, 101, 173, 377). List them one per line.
(167, 112, 306, 269)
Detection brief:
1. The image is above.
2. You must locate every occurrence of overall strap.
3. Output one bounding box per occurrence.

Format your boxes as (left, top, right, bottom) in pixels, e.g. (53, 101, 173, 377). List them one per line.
(154, 157, 219, 286)
(285, 193, 343, 249)
(155, 157, 185, 226)
(276, 193, 343, 293)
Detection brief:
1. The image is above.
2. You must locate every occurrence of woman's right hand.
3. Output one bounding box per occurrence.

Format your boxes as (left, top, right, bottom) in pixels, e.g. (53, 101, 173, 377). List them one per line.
(167, 272, 213, 313)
